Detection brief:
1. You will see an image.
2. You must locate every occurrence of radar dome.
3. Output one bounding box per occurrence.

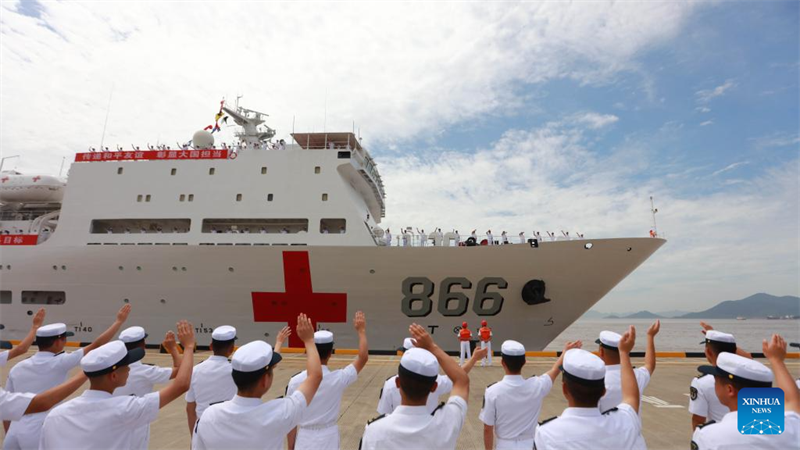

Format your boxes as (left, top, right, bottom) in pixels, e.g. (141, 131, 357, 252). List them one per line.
(192, 130, 215, 149)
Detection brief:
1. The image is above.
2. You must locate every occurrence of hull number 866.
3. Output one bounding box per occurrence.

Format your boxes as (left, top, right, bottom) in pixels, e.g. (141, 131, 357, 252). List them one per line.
(401, 277, 508, 317)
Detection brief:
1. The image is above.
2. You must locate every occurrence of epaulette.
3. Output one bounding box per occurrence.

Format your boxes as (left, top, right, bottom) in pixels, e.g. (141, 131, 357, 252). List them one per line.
(601, 407, 618, 415)
(538, 416, 557, 426)
(486, 381, 498, 389)
(284, 385, 289, 396)
(696, 365, 713, 376)
(378, 388, 383, 400)
(291, 371, 303, 379)
(690, 441, 698, 450)
(697, 420, 716, 429)
(208, 400, 226, 406)
(276, 395, 284, 399)
(431, 402, 445, 416)
(143, 363, 155, 366)
(55, 351, 65, 356)
(366, 414, 385, 426)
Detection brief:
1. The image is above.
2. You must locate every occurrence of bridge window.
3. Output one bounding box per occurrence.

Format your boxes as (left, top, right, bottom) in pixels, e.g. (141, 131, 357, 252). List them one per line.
(261, 167, 267, 175)
(320, 218, 346, 234)
(22, 291, 66, 305)
(209, 168, 215, 175)
(322, 193, 328, 201)
(179, 194, 186, 202)
(202, 219, 308, 234)
(315, 166, 321, 174)
(90, 219, 191, 234)
(236, 194, 243, 202)
(145, 195, 151, 202)
(188, 194, 194, 202)
(171, 168, 177, 176)
(267, 194, 274, 202)
(0, 291, 10, 304)
(117, 167, 123, 175)
(137, 195, 143, 202)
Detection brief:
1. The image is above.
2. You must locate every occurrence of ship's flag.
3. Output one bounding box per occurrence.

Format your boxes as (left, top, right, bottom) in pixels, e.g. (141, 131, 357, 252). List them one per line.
(212, 123, 221, 133)
(204, 125, 213, 131)
(222, 116, 229, 124)
(215, 112, 225, 122)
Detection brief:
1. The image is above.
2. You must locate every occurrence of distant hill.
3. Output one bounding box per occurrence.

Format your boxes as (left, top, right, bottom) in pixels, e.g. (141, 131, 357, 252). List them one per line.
(580, 310, 610, 319)
(624, 311, 663, 319)
(679, 293, 800, 319)
(655, 310, 691, 318)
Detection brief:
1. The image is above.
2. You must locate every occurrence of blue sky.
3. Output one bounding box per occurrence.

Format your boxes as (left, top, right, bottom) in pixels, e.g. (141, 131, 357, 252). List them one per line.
(1, 1, 798, 312)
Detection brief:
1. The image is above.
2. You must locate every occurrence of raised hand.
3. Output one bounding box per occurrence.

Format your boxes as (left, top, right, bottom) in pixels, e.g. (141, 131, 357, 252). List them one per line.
(564, 340, 582, 352)
(618, 326, 636, 353)
(296, 314, 315, 344)
(472, 346, 488, 361)
(116, 304, 132, 323)
(353, 311, 366, 333)
(163, 331, 177, 351)
(32, 308, 46, 328)
(763, 334, 787, 361)
(276, 326, 292, 345)
(176, 321, 196, 349)
(647, 320, 661, 337)
(700, 321, 713, 335)
(409, 323, 435, 350)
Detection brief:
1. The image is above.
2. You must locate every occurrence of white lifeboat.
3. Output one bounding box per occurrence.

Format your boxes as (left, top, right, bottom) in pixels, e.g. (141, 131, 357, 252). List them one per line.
(0, 171, 66, 204)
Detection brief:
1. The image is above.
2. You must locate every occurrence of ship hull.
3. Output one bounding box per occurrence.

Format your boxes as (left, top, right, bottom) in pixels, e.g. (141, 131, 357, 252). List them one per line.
(0, 238, 664, 351)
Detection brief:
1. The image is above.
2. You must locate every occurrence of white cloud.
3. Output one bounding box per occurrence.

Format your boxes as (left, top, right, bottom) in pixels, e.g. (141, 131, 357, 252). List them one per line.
(750, 132, 800, 150)
(696, 106, 711, 113)
(712, 161, 748, 176)
(572, 112, 619, 130)
(1, 1, 700, 174)
(699, 120, 714, 127)
(695, 79, 737, 103)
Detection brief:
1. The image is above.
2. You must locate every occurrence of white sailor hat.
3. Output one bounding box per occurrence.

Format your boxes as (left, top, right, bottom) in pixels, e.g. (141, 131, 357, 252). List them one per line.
(212, 325, 237, 342)
(699, 352, 773, 387)
(314, 330, 334, 345)
(501, 340, 526, 357)
(81, 340, 144, 377)
(702, 330, 736, 345)
(231, 340, 282, 373)
(36, 323, 74, 339)
(119, 326, 148, 343)
(402, 337, 416, 350)
(561, 349, 605, 386)
(399, 347, 439, 381)
(595, 331, 621, 350)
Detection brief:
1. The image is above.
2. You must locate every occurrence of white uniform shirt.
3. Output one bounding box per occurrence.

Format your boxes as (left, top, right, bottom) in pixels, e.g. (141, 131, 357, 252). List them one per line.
(598, 366, 651, 414)
(0, 388, 34, 422)
(113, 362, 172, 397)
(377, 374, 453, 415)
(479, 375, 553, 442)
(689, 374, 730, 422)
(191, 391, 307, 450)
(112, 362, 172, 450)
(361, 396, 468, 450)
(1, 350, 7, 367)
(5, 349, 85, 450)
(691, 410, 800, 450)
(487, 233, 494, 244)
(286, 364, 358, 427)
(534, 404, 642, 450)
(185, 355, 237, 419)
(39, 390, 160, 450)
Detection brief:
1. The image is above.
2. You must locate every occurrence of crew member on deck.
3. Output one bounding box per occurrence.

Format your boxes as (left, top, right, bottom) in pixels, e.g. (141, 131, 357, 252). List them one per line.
(3, 306, 132, 450)
(689, 324, 752, 430)
(40, 322, 197, 450)
(487, 230, 494, 245)
(360, 324, 470, 450)
(480, 340, 579, 450)
(534, 327, 643, 450)
(113, 326, 183, 450)
(416, 229, 427, 247)
(286, 312, 368, 450)
(478, 321, 492, 367)
(385, 229, 392, 246)
(458, 322, 472, 365)
(691, 335, 800, 450)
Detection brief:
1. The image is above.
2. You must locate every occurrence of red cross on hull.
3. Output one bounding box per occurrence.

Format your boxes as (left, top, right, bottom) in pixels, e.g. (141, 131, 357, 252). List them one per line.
(251, 251, 347, 348)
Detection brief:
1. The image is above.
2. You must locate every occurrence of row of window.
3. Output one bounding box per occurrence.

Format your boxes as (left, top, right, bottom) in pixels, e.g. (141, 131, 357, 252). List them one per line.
(137, 193, 331, 203)
(0, 290, 65, 305)
(90, 218, 347, 234)
(117, 166, 323, 176)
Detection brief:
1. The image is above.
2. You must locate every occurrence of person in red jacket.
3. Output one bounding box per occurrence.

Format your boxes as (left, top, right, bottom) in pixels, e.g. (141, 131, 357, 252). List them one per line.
(458, 322, 472, 365)
(479, 320, 493, 367)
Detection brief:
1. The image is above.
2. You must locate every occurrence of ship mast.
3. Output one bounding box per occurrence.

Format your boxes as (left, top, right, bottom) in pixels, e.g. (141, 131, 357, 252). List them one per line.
(221, 99, 276, 146)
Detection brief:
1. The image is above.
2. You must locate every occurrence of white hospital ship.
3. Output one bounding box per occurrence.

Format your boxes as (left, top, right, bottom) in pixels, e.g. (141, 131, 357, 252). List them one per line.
(0, 103, 665, 352)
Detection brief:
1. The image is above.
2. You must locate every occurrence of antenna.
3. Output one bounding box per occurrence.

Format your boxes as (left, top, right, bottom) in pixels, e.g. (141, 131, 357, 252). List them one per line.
(59, 157, 66, 177)
(99, 83, 114, 150)
(323, 90, 327, 133)
(650, 196, 659, 237)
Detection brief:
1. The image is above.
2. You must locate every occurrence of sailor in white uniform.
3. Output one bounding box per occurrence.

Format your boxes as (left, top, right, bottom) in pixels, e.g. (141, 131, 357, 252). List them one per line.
(518, 232, 525, 244)
(385, 229, 392, 246)
(454, 230, 461, 245)
(692, 334, 800, 450)
(185, 326, 238, 436)
(361, 324, 470, 450)
(416, 229, 427, 247)
(113, 326, 181, 450)
(486, 230, 494, 245)
(480, 340, 579, 450)
(596, 322, 659, 449)
(1, 339, 87, 422)
(286, 312, 369, 450)
(501, 231, 508, 244)
(40, 321, 197, 450)
(377, 338, 486, 415)
(4, 305, 132, 450)
(191, 314, 323, 450)
(534, 327, 643, 450)
(689, 328, 752, 430)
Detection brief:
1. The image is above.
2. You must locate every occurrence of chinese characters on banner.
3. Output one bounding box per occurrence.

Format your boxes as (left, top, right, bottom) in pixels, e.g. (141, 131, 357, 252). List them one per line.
(74, 149, 231, 162)
(0, 235, 38, 246)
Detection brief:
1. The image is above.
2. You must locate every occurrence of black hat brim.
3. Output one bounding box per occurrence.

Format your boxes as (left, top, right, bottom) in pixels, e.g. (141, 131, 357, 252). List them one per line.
(790, 343, 800, 349)
(0, 341, 12, 350)
(595, 339, 618, 351)
(697, 364, 771, 387)
(268, 351, 282, 368)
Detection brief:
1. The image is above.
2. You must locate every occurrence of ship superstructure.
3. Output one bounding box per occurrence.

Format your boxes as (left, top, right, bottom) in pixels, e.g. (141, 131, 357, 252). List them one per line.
(0, 103, 665, 351)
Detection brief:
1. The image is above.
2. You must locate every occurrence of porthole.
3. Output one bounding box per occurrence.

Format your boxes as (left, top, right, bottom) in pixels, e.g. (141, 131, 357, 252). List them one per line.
(209, 168, 216, 175)
(145, 195, 151, 202)
(171, 168, 177, 176)
(267, 194, 274, 202)
(61, 265, 66, 270)
(52, 265, 58, 270)
(123, 298, 130, 303)
(172, 266, 178, 271)
(228, 267, 234, 272)
(117, 167, 123, 175)
(181, 267, 187, 272)
(314, 166, 321, 174)
(584, 243, 593, 250)
(322, 193, 328, 201)
(188, 194, 194, 202)
(27, 310, 33, 316)
(160, 299, 166, 304)
(261, 167, 267, 175)
(236, 194, 243, 202)
(137, 195, 143, 202)
(369, 269, 376, 274)
(118, 266, 124, 271)
(136, 266, 142, 271)
(627, 247, 632, 252)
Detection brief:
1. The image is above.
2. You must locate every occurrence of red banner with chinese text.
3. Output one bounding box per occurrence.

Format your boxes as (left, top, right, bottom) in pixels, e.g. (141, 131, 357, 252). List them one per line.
(0, 235, 38, 245)
(74, 149, 231, 162)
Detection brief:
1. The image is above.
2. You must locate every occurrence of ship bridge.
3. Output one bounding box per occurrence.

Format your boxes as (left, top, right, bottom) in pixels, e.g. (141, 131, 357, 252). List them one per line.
(292, 132, 386, 218)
